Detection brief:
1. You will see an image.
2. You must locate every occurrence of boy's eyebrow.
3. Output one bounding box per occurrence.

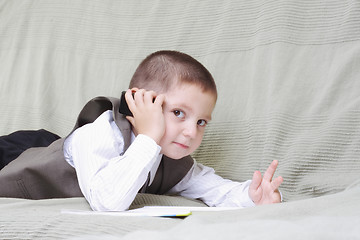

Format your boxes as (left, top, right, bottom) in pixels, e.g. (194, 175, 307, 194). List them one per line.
(205, 114, 212, 121)
(187, 105, 213, 121)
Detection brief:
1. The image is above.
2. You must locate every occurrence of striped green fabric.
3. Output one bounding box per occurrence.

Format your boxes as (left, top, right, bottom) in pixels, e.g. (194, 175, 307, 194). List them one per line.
(0, 0, 359, 205)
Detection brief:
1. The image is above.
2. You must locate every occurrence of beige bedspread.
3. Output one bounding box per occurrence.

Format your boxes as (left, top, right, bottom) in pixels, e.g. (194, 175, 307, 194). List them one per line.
(0, 184, 359, 239)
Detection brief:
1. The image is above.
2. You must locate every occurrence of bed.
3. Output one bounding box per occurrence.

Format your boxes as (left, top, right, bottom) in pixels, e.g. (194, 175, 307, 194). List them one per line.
(0, 0, 359, 239)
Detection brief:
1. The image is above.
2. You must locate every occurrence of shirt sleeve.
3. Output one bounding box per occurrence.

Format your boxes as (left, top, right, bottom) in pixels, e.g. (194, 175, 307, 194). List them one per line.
(64, 111, 161, 211)
(167, 160, 255, 208)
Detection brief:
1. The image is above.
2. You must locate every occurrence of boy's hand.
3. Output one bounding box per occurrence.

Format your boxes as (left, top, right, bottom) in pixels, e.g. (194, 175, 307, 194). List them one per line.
(249, 160, 283, 205)
(125, 89, 165, 144)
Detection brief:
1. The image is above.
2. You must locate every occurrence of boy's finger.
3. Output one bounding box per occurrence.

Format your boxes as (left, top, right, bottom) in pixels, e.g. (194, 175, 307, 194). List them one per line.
(271, 176, 283, 190)
(154, 94, 165, 105)
(135, 89, 150, 109)
(125, 89, 136, 110)
(133, 89, 146, 103)
(263, 160, 278, 182)
(144, 90, 157, 103)
(249, 170, 262, 191)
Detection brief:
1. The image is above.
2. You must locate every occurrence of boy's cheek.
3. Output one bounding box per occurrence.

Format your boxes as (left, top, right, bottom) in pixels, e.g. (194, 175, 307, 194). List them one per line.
(191, 136, 204, 152)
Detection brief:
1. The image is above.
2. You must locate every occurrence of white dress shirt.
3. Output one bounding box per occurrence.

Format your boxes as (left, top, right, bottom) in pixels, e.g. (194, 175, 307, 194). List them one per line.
(64, 110, 255, 211)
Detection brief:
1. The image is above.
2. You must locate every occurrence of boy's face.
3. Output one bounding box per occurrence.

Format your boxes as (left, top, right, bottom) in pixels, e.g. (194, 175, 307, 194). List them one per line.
(158, 82, 216, 159)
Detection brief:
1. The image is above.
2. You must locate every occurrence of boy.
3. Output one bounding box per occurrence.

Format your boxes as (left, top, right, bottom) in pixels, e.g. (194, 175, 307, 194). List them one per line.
(0, 50, 283, 211)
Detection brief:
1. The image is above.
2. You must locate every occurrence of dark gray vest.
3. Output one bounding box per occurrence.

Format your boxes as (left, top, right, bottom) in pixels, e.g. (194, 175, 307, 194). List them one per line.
(0, 96, 194, 199)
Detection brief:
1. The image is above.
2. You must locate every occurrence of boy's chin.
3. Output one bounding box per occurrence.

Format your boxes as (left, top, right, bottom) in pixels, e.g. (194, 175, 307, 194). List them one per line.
(160, 150, 189, 160)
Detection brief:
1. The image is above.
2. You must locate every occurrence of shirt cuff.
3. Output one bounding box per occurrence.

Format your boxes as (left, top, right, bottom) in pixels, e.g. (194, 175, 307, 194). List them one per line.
(124, 134, 161, 166)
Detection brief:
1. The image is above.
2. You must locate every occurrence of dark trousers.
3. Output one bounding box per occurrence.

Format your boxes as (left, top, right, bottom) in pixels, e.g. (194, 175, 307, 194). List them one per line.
(0, 129, 60, 170)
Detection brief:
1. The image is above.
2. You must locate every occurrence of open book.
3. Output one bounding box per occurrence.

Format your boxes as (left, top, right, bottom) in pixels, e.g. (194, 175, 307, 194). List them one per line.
(61, 206, 241, 218)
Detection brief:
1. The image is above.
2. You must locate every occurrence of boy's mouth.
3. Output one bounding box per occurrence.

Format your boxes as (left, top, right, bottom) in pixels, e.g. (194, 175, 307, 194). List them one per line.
(173, 142, 189, 149)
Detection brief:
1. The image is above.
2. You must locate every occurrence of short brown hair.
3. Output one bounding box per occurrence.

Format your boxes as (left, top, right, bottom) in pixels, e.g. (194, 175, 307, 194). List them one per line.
(129, 50, 217, 98)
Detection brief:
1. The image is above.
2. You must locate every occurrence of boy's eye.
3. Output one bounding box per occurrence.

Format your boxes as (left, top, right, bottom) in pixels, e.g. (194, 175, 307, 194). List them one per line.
(197, 119, 207, 126)
(173, 110, 185, 118)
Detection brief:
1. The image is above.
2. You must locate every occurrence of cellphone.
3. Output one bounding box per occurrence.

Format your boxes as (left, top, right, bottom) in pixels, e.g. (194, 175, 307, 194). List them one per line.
(119, 91, 134, 116)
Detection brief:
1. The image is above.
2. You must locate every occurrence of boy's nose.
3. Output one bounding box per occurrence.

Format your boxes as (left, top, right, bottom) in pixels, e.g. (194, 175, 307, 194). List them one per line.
(182, 123, 197, 138)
